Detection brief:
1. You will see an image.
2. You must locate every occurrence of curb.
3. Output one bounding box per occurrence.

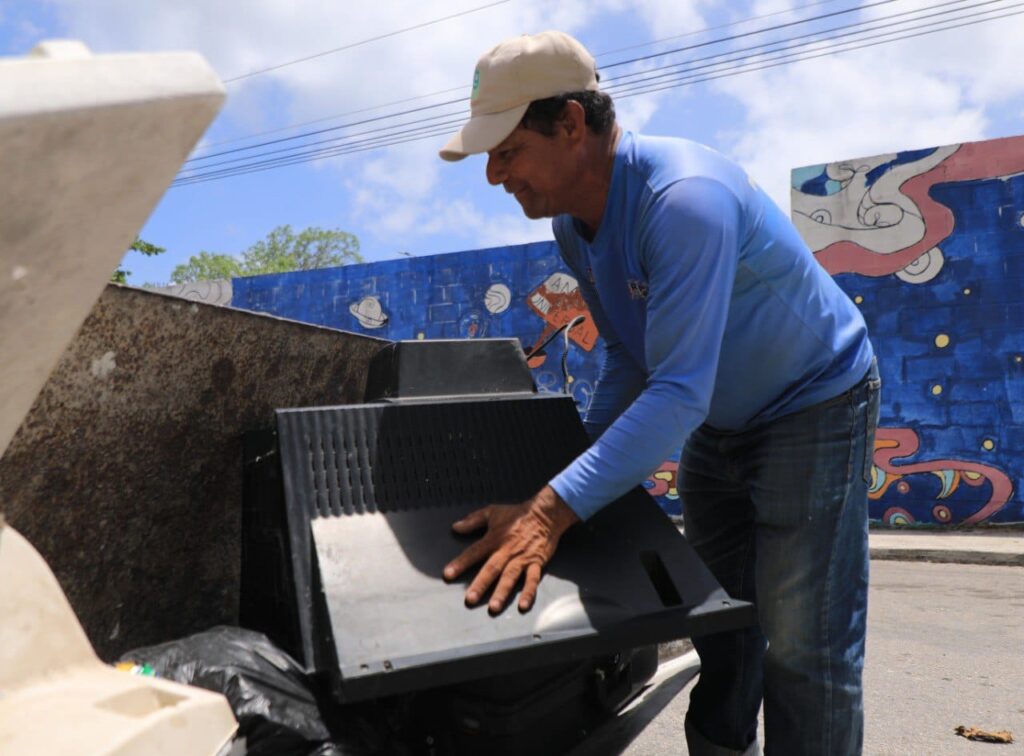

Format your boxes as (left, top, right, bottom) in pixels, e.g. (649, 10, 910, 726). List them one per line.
(869, 548, 1024, 567)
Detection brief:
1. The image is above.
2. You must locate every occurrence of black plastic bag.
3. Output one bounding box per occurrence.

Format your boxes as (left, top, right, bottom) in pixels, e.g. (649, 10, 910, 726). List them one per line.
(118, 626, 376, 756)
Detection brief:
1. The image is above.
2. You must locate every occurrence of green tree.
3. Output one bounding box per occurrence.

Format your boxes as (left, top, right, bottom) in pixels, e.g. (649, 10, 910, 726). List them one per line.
(169, 251, 243, 283)
(170, 225, 362, 284)
(112, 237, 166, 283)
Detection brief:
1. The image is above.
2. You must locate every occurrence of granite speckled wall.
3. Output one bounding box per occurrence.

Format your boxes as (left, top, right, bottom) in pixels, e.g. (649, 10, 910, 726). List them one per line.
(0, 284, 384, 658)
(792, 134, 1024, 526)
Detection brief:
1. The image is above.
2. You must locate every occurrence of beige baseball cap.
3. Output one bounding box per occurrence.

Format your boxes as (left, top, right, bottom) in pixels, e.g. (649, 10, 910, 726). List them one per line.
(439, 31, 599, 162)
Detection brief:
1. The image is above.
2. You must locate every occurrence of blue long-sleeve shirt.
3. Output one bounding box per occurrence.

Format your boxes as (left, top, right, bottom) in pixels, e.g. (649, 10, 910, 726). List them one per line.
(548, 132, 874, 519)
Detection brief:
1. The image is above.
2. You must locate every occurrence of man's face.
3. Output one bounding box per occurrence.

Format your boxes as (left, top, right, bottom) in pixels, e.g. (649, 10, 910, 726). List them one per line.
(485, 125, 577, 219)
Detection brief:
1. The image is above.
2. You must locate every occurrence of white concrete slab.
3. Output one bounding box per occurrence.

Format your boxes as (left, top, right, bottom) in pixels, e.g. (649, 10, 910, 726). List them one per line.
(0, 41, 224, 456)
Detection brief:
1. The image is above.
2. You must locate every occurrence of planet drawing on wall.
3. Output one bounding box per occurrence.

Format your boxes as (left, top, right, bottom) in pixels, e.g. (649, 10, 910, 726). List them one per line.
(349, 295, 388, 329)
(484, 283, 511, 314)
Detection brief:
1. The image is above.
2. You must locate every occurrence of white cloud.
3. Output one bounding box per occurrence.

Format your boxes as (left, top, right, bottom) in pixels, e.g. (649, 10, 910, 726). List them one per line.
(617, 0, 709, 34)
(41, 0, 1024, 255)
(41, 0, 720, 253)
(471, 212, 553, 248)
(614, 90, 669, 132)
(357, 141, 441, 200)
(711, 6, 1024, 213)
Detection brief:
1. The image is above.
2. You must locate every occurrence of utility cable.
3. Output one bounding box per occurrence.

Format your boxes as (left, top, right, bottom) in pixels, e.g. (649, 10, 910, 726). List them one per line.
(188, 0, 895, 162)
(173, 122, 466, 184)
(172, 125, 463, 186)
(196, 0, 930, 174)
(223, 0, 511, 83)
(175, 110, 469, 175)
(594, 0, 848, 57)
(183, 0, 957, 172)
(611, 2, 1022, 101)
(600, 0, 901, 69)
(174, 4, 1018, 186)
(601, 0, 974, 88)
(199, 85, 468, 149)
(174, 3, 1013, 186)
(185, 95, 468, 163)
(199, 0, 852, 150)
(603, 0, 1000, 96)
(172, 2, 1019, 187)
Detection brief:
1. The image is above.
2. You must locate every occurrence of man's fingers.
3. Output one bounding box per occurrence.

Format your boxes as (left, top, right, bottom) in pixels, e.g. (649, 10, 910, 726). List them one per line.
(488, 560, 524, 615)
(451, 506, 490, 534)
(465, 550, 507, 606)
(443, 534, 495, 581)
(518, 562, 543, 612)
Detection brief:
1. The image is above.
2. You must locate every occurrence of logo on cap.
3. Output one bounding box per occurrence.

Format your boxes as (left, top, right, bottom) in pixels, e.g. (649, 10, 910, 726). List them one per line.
(471, 69, 481, 99)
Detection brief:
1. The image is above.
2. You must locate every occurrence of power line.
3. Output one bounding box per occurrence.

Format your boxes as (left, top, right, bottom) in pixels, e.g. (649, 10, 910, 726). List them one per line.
(594, 0, 849, 57)
(173, 126, 462, 186)
(613, 3, 1022, 100)
(173, 2, 1020, 187)
(190, 0, 885, 162)
(175, 1, 1012, 186)
(174, 118, 468, 182)
(223, 0, 512, 83)
(188, 0, 968, 176)
(600, 0, 901, 69)
(186, 96, 467, 162)
(199, 85, 467, 149)
(198, 0, 852, 150)
(177, 109, 469, 175)
(601, 0, 979, 89)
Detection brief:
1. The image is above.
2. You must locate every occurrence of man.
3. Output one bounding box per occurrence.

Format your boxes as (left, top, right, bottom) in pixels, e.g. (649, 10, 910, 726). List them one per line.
(439, 30, 879, 756)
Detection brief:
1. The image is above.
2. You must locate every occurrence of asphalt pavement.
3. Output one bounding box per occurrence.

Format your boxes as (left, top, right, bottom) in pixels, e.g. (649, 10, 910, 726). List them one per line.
(578, 558, 1023, 755)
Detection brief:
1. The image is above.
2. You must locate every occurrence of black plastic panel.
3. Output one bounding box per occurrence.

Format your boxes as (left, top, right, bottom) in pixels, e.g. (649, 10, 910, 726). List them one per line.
(364, 339, 535, 402)
(270, 395, 755, 700)
(278, 395, 581, 517)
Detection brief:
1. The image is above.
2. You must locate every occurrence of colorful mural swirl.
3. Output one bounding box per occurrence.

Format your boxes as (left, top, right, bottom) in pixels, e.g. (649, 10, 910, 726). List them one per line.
(869, 428, 1014, 526)
(793, 135, 1024, 281)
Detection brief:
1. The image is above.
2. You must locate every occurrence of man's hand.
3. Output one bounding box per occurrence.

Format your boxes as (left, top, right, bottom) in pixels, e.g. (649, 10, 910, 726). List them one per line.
(444, 486, 580, 614)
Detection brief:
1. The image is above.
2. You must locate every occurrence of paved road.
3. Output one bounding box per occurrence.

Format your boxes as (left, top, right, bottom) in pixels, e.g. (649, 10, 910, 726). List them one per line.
(584, 560, 1023, 754)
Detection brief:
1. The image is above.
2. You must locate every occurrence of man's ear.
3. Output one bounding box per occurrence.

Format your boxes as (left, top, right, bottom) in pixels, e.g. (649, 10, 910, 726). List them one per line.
(559, 100, 587, 145)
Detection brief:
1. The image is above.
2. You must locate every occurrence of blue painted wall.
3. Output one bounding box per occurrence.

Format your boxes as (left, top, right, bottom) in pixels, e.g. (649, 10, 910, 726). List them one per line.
(791, 136, 1023, 526)
(232, 135, 1024, 526)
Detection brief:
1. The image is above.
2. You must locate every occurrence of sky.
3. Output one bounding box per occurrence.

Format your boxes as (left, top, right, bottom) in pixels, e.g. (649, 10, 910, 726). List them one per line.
(2, 0, 1022, 284)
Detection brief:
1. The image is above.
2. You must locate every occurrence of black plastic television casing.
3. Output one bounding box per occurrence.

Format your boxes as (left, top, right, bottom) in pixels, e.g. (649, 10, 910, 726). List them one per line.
(240, 339, 755, 703)
(242, 395, 753, 702)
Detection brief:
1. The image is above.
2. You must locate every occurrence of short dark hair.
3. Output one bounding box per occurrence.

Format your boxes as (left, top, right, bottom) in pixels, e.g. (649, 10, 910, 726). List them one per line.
(519, 89, 616, 137)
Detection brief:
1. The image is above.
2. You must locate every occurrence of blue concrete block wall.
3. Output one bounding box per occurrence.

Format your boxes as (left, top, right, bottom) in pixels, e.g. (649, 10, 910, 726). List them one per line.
(792, 135, 1024, 526)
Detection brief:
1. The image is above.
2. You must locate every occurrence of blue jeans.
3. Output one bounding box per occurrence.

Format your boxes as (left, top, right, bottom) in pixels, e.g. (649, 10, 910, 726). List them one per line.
(680, 362, 880, 756)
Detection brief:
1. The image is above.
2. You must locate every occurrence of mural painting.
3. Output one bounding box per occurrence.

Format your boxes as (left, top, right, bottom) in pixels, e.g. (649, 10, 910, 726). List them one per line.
(524, 272, 600, 367)
(792, 134, 1024, 525)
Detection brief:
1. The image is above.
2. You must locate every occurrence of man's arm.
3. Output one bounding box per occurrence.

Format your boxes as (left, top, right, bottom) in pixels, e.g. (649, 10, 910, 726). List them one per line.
(549, 177, 741, 519)
(446, 178, 742, 611)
